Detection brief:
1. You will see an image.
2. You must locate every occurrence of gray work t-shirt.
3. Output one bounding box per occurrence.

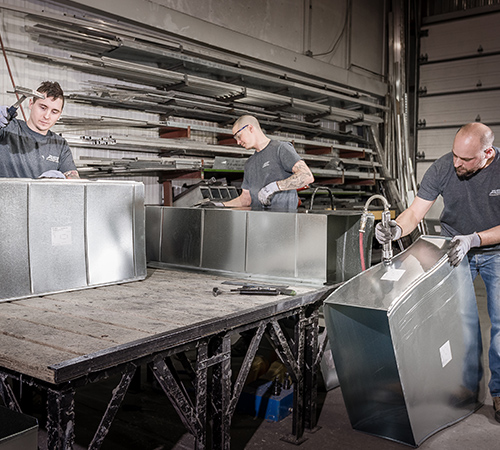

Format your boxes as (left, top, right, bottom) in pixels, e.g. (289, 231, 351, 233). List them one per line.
(242, 140, 302, 210)
(0, 118, 76, 178)
(417, 147, 500, 252)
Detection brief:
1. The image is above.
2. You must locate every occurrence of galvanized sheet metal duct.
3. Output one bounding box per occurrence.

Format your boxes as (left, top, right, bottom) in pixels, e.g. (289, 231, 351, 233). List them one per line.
(0, 179, 147, 302)
(145, 206, 374, 285)
(324, 236, 484, 446)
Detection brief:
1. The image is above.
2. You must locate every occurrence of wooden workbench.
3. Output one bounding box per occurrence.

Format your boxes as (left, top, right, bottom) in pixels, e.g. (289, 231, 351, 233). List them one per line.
(0, 267, 334, 449)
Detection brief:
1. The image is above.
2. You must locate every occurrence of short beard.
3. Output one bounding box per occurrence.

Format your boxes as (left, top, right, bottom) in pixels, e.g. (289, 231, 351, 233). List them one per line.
(455, 167, 479, 180)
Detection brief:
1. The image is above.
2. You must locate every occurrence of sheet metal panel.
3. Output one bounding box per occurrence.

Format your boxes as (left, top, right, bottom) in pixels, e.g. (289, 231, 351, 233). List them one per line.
(328, 211, 373, 283)
(86, 182, 136, 285)
(324, 236, 484, 446)
(133, 183, 147, 279)
(297, 213, 327, 281)
(202, 209, 246, 272)
(29, 182, 87, 293)
(246, 211, 296, 279)
(145, 203, 162, 264)
(161, 207, 202, 267)
(0, 182, 30, 300)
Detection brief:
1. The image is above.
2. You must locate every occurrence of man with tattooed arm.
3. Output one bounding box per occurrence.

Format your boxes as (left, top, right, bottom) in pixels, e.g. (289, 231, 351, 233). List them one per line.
(215, 115, 314, 210)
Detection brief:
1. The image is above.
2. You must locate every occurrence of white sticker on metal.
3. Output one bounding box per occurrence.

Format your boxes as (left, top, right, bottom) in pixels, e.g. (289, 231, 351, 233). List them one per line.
(51, 226, 72, 246)
(381, 268, 405, 281)
(440, 340, 452, 367)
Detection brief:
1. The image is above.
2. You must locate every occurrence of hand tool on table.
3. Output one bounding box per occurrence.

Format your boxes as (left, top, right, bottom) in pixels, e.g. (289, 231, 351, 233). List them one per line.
(220, 281, 296, 296)
(6, 86, 45, 121)
(213, 286, 281, 297)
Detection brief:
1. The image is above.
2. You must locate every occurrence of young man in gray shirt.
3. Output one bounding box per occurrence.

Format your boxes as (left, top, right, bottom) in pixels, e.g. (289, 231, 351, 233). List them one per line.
(221, 115, 314, 210)
(0, 81, 79, 179)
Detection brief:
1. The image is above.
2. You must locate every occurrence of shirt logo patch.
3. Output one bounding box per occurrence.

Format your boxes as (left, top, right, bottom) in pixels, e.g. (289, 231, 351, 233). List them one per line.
(262, 161, 270, 169)
(47, 155, 59, 163)
(489, 189, 500, 196)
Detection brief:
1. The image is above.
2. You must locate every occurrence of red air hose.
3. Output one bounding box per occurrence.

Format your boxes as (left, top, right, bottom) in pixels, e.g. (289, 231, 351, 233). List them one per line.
(359, 231, 366, 271)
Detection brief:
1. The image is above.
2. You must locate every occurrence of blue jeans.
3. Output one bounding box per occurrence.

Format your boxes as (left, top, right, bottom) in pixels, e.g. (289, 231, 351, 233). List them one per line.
(469, 252, 500, 397)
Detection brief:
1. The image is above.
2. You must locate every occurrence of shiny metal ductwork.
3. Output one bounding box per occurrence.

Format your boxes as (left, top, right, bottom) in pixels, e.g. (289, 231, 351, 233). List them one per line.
(0, 179, 147, 302)
(324, 236, 484, 446)
(145, 206, 374, 284)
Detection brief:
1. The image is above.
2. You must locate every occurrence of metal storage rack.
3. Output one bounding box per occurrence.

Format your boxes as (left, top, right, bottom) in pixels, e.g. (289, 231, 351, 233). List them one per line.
(2, 3, 391, 207)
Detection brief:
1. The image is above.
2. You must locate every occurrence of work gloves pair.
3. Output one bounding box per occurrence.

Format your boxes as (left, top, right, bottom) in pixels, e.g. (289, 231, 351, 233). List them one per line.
(375, 221, 480, 267)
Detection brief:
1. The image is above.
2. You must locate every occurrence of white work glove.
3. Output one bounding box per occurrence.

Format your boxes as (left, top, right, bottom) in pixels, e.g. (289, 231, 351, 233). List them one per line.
(197, 199, 224, 208)
(375, 220, 402, 245)
(447, 232, 481, 267)
(258, 181, 280, 206)
(38, 170, 66, 179)
(0, 106, 9, 127)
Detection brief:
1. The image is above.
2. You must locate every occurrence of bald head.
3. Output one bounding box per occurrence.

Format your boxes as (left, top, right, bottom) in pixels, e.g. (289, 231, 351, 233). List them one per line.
(233, 115, 262, 131)
(453, 122, 495, 177)
(456, 122, 494, 149)
(232, 115, 270, 151)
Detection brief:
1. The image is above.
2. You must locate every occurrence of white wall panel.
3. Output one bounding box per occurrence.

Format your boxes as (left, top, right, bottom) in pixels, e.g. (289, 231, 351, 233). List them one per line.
(157, 0, 384, 76)
(420, 12, 500, 60)
(419, 91, 500, 126)
(416, 128, 457, 160)
(418, 125, 500, 160)
(420, 55, 500, 94)
(159, 0, 306, 54)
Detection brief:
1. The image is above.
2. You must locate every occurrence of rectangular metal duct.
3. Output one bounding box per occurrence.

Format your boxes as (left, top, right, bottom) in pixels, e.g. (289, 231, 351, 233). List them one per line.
(145, 207, 374, 284)
(324, 236, 484, 446)
(0, 179, 147, 303)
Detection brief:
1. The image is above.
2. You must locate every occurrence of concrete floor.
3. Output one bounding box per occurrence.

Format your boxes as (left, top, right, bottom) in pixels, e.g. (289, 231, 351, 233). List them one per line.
(35, 276, 499, 449)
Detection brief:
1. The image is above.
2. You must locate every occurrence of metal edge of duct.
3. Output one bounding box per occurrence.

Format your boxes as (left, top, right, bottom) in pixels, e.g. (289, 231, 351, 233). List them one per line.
(144, 206, 374, 285)
(323, 236, 485, 447)
(0, 179, 146, 303)
(0, 405, 38, 450)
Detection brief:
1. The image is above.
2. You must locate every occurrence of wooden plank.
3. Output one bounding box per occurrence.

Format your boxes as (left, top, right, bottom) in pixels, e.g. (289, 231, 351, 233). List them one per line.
(0, 333, 78, 383)
(0, 317, 114, 356)
(0, 303, 151, 343)
(17, 297, 198, 332)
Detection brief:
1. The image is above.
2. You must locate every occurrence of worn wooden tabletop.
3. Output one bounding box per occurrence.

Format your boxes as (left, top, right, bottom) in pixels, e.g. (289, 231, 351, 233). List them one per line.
(0, 268, 327, 385)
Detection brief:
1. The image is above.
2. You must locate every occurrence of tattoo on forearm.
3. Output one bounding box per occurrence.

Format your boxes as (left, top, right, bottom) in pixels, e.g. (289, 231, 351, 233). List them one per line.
(277, 161, 312, 190)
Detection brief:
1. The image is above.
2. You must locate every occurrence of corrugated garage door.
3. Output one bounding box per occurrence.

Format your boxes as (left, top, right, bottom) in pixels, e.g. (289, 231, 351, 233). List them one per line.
(417, 8, 500, 222)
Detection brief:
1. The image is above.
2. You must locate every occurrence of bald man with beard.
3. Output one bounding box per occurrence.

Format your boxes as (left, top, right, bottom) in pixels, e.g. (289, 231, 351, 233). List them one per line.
(376, 122, 500, 422)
